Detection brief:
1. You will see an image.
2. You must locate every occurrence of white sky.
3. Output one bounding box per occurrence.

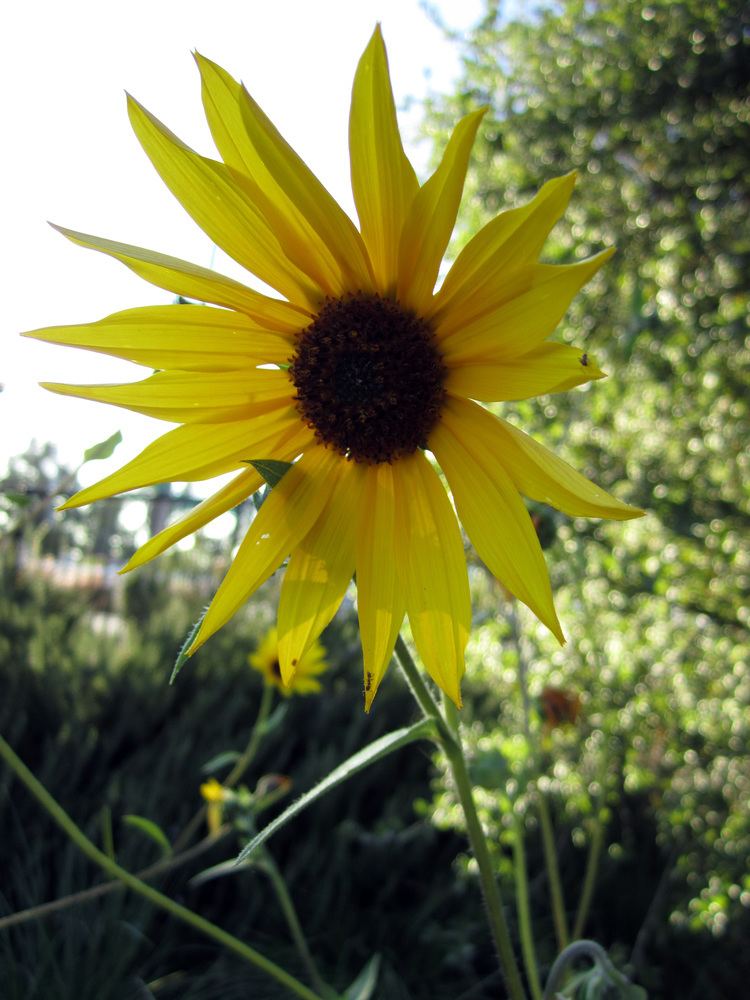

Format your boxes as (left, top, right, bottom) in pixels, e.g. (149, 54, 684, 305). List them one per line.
(2, 0, 484, 491)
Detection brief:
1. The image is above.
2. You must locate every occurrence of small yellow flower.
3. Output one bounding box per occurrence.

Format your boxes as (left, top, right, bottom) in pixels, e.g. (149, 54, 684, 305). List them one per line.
(26, 28, 643, 711)
(249, 627, 328, 697)
(200, 777, 228, 835)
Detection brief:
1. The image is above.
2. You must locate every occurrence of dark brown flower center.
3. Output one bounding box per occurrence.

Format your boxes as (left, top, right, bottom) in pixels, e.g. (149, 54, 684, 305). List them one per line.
(289, 294, 446, 464)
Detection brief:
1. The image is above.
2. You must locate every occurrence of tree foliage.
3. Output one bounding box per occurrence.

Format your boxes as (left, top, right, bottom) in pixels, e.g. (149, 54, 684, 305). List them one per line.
(422, 0, 749, 992)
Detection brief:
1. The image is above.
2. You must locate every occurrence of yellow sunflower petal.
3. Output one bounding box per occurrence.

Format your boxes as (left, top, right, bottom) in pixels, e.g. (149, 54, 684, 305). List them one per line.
(24, 305, 296, 372)
(60, 407, 306, 509)
(445, 343, 605, 402)
(431, 405, 563, 642)
(277, 459, 363, 683)
(122, 467, 263, 573)
(218, 71, 375, 293)
(48, 225, 311, 332)
(438, 250, 615, 364)
(428, 172, 577, 323)
(189, 445, 342, 655)
(446, 396, 642, 520)
(196, 52, 347, 297)
(41, 369, 293, 423)
(397, 108, 486, 312)
(29, 37, 641, 689)
(392, 451, 470, 707)
(127, 96, 321, 307)
(355, 463, 406, 711)
(349, 25, 419, 292)
(433, 265, 536, 340)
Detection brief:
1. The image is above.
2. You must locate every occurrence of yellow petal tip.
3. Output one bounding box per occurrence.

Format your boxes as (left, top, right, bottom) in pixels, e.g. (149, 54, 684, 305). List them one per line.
(192, 50, 215, 74)
(447, 689, 463, 710)
(561, 169, 578, 188)
(46, 222, 89, 248)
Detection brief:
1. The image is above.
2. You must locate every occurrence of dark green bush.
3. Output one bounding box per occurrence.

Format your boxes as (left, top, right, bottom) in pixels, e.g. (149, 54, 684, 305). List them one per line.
(0, 549, 501, 999)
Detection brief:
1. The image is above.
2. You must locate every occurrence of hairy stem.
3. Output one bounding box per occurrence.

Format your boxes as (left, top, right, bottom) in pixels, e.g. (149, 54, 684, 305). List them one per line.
(394, 638, 527, 1000)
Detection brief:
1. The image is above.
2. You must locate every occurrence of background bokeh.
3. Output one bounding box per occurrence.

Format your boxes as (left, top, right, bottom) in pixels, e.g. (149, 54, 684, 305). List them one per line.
(1, 1, 748, 998)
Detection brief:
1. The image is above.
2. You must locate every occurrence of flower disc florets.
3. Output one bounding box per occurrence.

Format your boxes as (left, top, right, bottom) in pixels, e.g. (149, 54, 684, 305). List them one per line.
(290, 293, 446, 464)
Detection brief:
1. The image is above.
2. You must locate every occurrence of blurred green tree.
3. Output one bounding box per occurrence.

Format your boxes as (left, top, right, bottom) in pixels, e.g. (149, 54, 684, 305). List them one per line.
(422, 0, 749, 993)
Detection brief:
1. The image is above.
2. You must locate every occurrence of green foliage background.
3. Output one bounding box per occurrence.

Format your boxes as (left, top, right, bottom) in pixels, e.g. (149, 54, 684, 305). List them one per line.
(0, 551, 492, 999)
(420, 0, 749, 995)
(1, 1, 749, 997)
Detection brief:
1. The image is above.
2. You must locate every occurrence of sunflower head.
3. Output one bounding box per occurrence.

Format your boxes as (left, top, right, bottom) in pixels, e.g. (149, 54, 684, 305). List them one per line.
(249, 627, 328, 697)
(289, 292, 446, 463)
(25, 26, 643, 712)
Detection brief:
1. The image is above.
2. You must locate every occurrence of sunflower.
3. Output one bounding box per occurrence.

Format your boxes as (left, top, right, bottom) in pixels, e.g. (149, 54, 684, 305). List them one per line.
(25, 28, 642, 709)
(249, 626, 328, 696)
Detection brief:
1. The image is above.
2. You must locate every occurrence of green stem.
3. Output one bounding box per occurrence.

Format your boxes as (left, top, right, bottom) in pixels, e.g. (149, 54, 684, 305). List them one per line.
(0, 734, 325, 1000)
(511, 811, 543, 1000)
(0, 827, 229, 931)
(572, 815, 604, 941)
(536, 788, 569, 951)
(100, 805, 115, 860)
(394, 635, 446, 731)
(441, 698, 527, 1000)
(510, 600, 569, 955)
(508, 601, 543, 997)
(173, 683, 274, 852)
(262, 850, 332, 998)
(225, 683, 274, 787)
(393, 637, 526, 999)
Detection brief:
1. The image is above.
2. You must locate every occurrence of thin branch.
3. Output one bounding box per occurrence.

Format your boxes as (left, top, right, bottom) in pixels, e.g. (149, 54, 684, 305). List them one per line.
(0, 826, 230, 931)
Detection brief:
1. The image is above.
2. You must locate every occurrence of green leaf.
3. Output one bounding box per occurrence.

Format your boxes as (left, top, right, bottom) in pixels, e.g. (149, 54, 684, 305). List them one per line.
(170, 607, 208, 684)
(123, 814, 172, 857)
(247, 459, 293, 512)
(189, 857, 263, 888)
(201, 750, 242, 775)
(344, 955, 381, 1000)
(3, 492, 31, 508)
(468, 747, 510, 790)
(237, 718, 436, 863)
(248, 458, 293, 488)
(83, 430, 122, 463)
